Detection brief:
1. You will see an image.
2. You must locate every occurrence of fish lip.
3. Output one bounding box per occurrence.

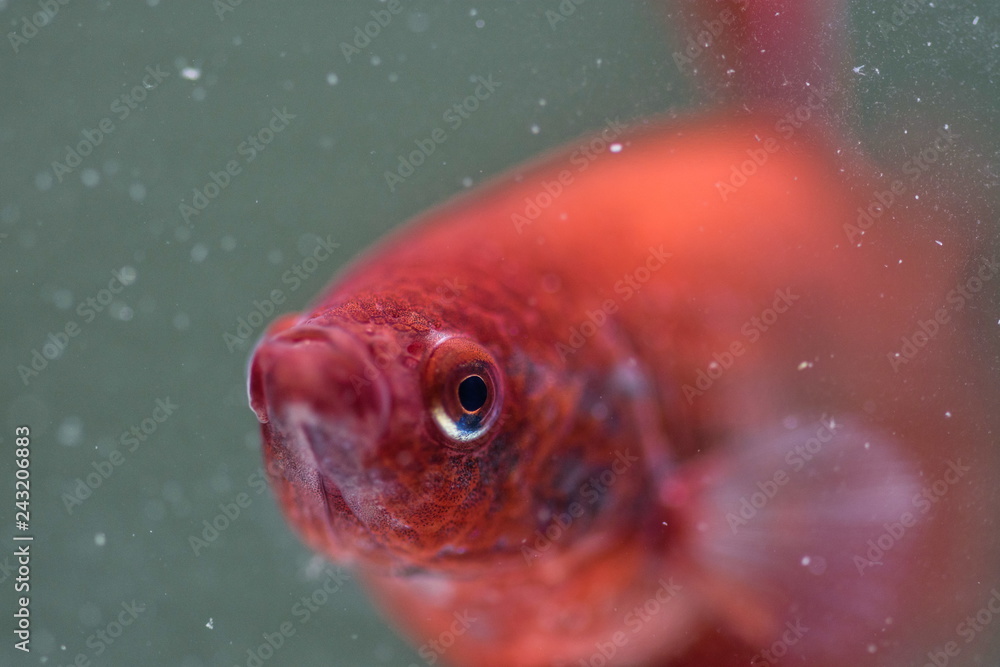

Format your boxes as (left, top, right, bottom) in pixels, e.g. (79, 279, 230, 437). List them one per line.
(248, 322, 391, 435)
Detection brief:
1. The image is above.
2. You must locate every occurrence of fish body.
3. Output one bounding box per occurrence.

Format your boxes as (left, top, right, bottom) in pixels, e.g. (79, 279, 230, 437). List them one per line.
(249, 3, 997, 665)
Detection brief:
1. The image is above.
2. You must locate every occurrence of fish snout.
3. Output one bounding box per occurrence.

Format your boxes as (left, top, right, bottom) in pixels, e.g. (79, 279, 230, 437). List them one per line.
(248, 325, 390, 453)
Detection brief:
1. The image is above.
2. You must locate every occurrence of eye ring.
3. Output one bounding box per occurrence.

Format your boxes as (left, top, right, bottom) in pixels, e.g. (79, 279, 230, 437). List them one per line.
(423, 337, 504, 449)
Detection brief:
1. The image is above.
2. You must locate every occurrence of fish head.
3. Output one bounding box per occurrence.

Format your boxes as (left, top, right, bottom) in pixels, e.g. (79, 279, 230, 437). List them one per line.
(248, 292, 560, 572)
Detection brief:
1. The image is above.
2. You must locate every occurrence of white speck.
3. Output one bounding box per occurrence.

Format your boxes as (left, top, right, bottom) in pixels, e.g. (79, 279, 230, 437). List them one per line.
(206, 618, 214, 629)
(181, 67, 201, 81)
(112, 304, 134, 321)
(118, 265, 138, 285)
(973, 16, 980, 25)
(708, 361, 720, 371)
(81, 168, 100, 187)
(852, 65, 866, 75)
(129, 183, 147, 202)
(407, 11, 430, 33)
(801, 556, 811, 566)
(945, 411, 952, 418)
(610, 143, 622, 153)
(934, 240, 943, 246)
(57, 417, 84, 447)
(94, 533, 106, 547)
(53, 289, 74, 309)
(530, 124, 540, 135)
(190, 243, 209, 263)
(468, 8, 477, 16)
(864, 442, 871, 450)
(325, 72, 339, 85)
(797, 360, 813, 370)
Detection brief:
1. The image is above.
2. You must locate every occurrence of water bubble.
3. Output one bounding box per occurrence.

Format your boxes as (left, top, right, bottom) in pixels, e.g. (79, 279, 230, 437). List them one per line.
(57, 417, 84, 447)
(81, 168, 100, 188)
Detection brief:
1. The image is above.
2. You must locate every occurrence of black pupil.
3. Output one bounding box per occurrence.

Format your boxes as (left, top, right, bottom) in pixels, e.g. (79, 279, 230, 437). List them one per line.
(457, 375, 488, 413)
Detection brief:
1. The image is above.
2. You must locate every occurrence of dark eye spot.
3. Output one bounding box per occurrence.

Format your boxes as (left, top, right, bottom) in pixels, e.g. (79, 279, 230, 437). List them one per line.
(458, 375, 488, 413)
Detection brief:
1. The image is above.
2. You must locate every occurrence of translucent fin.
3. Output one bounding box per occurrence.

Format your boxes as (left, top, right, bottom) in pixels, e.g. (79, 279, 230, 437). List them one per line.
(665, 417, 920, 662)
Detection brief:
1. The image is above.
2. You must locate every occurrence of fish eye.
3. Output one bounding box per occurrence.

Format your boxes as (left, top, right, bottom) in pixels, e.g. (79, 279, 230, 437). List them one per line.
(423, 337, 503, 449)
(458, 375, 488, 412)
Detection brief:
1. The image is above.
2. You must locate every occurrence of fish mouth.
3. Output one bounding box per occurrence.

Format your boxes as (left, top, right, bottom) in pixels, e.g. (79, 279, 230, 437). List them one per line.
(248, 321, 398, 532)
(249, 323, 389, 435)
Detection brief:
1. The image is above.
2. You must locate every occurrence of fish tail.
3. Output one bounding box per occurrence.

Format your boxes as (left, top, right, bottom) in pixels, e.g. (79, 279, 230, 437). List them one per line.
(663, 417, 920, 664)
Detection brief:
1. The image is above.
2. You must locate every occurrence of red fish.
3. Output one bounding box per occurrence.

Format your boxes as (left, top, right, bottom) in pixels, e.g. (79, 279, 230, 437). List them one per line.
(249, 2, 997, 665)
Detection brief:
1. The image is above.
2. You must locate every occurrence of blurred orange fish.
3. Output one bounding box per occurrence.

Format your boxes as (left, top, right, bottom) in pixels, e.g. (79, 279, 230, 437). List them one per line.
(249, 1, 998, 664)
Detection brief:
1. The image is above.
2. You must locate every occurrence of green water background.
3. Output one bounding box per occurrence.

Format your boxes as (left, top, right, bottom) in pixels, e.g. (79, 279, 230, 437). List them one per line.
(1, 1, 998, 665)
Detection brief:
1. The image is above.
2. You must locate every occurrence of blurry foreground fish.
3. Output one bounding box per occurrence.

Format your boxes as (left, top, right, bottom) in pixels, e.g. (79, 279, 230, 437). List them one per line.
(249, 1, 997, 664)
